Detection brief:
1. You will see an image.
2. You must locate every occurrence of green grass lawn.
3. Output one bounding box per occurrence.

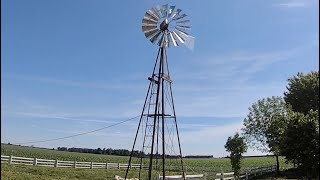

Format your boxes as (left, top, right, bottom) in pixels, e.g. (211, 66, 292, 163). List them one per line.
(1, 144, 293, 179)
(1, 164, 130, 180)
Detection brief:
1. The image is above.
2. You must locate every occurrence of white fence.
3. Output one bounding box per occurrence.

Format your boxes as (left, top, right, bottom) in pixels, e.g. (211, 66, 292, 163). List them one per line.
(158, 174, 206, 179)
(153, 165, 277, 180)
(1, 155, 276, 179)
(1, 155, 141, 169)
(241, 165, 277, 179)
(215, 165, 277, 180)
(215, 172, 235, 180)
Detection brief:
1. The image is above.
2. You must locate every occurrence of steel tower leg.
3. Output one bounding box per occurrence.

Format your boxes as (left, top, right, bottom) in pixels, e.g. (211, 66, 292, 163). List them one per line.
(165, 48, 186, 180)
(126, 46, 186, 180)
(125, 48, 161, 179)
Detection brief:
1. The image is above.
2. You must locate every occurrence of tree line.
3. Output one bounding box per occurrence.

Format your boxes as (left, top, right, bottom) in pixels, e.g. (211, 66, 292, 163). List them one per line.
(224, 71, 319, 179)
(184, 155, 213, 158)
(57, 147, 145, 157)
(56, 147, 186, 158)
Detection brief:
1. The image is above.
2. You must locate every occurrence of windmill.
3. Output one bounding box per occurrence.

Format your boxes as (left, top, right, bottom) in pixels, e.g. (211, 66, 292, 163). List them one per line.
(125, 4, 194, 180)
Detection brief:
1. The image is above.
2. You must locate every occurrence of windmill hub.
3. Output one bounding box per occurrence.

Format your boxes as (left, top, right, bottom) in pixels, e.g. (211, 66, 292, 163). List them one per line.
(160, 19, 169, 31)
(142, 4, 194, 48)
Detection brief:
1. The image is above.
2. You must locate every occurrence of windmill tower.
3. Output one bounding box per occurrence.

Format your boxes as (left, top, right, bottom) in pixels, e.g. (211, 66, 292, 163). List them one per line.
(125, 4, 194, 180)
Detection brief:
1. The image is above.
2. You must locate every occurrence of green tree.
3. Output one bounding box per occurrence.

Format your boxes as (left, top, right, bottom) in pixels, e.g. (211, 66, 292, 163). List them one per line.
(281, 71, 319, 178)
(224, 132, 247, 179)
(280, 110, 319, 179)
(284, 71, 319, 115)
(242, 96, 288, 173)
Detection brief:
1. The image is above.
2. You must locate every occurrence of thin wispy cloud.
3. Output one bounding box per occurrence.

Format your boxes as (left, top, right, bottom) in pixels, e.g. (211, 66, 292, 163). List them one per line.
(274, 2, 306, 8)
(169, 45, 307, 118)
(273, 1, 307, 8)
(3, 44, 307, 95)
(3, 111, 118, 124)
(2, 43, 311, 138)
(178, 44, 309, 83)
(169, 41, 317, 118)
(1, 73, 143, 91)
(175, 84, 285, 118)
(27, 125, 134, 139)
(3, 45, 299, 120)
(180, 122, 244, 155)
(181, 122, 243, 143)
(1, 99, 140, 124)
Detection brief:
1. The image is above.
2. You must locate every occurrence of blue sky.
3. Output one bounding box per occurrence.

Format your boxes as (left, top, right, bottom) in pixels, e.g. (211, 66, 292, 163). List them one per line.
(1, 0, 319, 157)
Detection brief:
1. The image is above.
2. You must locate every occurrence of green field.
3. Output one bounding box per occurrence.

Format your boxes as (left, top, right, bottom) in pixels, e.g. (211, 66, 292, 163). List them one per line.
(1, 144, 130, 163)
(1, 144, 293, 179)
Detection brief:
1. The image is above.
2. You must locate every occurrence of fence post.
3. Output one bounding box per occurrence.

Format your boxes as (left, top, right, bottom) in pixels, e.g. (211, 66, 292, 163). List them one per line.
(204, 173, 207, 180)
(90, 162, 93, 169)
(118, 162, 120, 169)
(106, 162, 108, 169)
(55, 160, 58, 167)
(73, 161, 77, 168)
(259, 167, 262, 176)
(33, 158, 37, 166)
(246, 171, 248, 180)
(9, 156, 13, 164)
(221, 172, 224, 180)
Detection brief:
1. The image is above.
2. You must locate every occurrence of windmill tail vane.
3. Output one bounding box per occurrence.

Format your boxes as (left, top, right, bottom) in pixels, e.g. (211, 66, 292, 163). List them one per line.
(124, 4, 194, 180)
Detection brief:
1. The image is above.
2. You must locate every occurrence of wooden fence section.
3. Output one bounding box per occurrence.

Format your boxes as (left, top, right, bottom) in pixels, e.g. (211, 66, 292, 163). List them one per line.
(1, 155, 141, 169)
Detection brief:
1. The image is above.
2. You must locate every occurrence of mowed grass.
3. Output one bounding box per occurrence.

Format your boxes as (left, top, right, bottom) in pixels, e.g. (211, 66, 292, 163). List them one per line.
(1, 164, 133, 180)
(1, 144, 293, 179)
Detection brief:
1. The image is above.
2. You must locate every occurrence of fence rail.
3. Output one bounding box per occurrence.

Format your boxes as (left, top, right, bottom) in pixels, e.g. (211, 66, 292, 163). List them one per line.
(214, 165, 277, 180)
(241, 165, 277, 179)
(158, 174, 206, 179)
(1, 155, 141, 169)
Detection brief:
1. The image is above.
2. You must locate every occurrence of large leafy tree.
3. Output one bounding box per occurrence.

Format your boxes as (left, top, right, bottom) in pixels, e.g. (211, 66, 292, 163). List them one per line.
(281, 71, 319, 178)
(224, 133, 247, 179)
(280, 110, 319, 178)
(284, 71, 319, 114)
(242, 96, 288, 173)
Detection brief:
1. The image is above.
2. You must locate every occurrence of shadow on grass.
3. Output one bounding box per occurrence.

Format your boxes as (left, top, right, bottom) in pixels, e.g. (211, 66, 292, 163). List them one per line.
(257, 168, 310, 180)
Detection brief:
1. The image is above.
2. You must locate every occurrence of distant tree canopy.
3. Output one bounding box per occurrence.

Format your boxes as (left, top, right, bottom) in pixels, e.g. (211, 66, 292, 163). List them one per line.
(284, 71, 319, 114)
(184, 155, 213, 158)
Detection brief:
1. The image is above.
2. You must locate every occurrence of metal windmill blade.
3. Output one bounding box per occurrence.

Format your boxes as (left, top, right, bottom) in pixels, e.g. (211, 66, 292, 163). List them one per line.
(141, 4, 195, 49)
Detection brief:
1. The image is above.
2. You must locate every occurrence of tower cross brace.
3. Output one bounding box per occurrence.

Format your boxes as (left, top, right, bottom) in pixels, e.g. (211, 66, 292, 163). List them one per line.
(125, 47, 186, 180)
